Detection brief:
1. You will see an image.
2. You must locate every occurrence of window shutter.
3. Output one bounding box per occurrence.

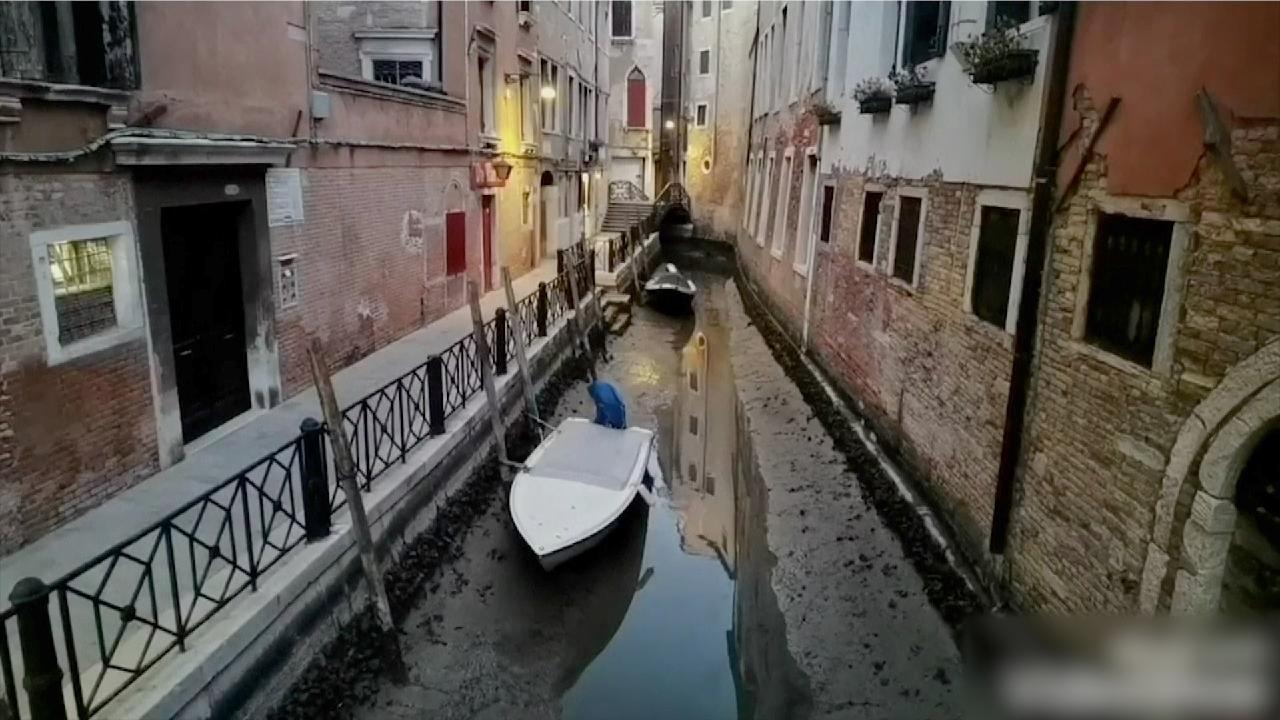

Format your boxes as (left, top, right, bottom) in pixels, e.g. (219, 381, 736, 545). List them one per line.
(446, 211, 467, 276)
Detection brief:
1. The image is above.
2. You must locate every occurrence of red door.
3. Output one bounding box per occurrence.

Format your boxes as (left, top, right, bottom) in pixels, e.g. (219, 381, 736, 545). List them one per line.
(481, 195, 494, 290)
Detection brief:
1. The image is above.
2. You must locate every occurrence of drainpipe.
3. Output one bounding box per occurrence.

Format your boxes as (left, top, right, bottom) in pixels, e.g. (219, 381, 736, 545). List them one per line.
(988, 2, 1077, 555)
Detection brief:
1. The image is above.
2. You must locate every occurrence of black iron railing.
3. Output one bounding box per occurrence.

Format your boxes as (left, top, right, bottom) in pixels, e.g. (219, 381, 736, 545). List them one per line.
(0, 260, 593, 720)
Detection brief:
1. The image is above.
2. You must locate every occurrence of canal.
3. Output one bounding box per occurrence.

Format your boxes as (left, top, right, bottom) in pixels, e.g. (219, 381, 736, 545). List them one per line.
(336, 244, 963, 719)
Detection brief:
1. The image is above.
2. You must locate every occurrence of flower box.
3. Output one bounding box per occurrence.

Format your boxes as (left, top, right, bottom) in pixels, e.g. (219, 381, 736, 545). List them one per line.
(894, 82, 935, 105)
(968, 48, 1038, 84)
(858, 96, 892, 115)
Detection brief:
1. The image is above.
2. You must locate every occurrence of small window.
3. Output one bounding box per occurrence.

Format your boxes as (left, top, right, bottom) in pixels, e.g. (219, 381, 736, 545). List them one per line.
(276, 255, 300, 309)
(612, 0, 633, 37)
(445, 210, 467, 275)
(689, 414, 699, 436)
(818, 185, 835, 245)
(541, 60, 560, 132)
(372, 59, 425, 86)
(698, 49, 711, 75)
(695, 103, 709, 126)
(702, 0, 713, 18)
(518, 0, 531, 11)
(722, 0, 733, 10)
(704, 472, 715, 495)
(892, 195, 924, 283)
(858, 191, 883, 263)
(1084, 214, 1173, 367)
(477, 53, 495, 135)
(48, 238, 116, 343)
(986, 0, 1031, 29)
(689, 370, 699, 392)
(522, 188, 533, 227)
(688, 463, 698, 485)
(971, 207, 1021, 328)
(903, 1, 950, 67)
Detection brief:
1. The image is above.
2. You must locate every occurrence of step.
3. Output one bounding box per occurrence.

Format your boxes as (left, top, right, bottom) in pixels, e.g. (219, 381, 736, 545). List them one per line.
(601, 292, 632, 307)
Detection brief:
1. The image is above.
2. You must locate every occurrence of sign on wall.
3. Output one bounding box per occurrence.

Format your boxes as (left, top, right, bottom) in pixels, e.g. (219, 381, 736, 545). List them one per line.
(266, 168, 305, 227)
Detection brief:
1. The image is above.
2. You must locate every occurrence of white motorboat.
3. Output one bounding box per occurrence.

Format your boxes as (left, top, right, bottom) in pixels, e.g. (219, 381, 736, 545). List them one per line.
(510, 417, 656, 570)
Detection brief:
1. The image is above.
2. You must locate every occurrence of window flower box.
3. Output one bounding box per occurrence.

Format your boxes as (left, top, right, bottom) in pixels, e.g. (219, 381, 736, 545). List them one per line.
(853, 77, 894, 115)
(811, 101, 842, 125)
(968, 48, 1038, 84)
(891, 66, 935, 106)
(961, 18, 1039, 86)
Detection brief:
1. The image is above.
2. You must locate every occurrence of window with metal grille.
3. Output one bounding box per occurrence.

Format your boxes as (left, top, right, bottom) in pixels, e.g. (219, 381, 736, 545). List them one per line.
(858, 191, 883, 263)
(892, 196, 923, 283)
(48, 238, 116, 343)
(1084, 214, 1173, 366)
(611, 0, 632, 37)
(276, 255, 300, 309)
(971, 206, 1021, 328)
(903, 1, 950, 67)
(445, 211, 467, 276)
(371, 59, 424, 86)
(818, 185, 835, 245)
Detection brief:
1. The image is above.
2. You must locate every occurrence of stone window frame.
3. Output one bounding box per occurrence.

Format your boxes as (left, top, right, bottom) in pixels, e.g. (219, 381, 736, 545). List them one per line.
(694, 102, 709, 127)
(355, 30, 442, 90)
(756, 151, 776, 248)
(1068, 196, 1191, 378)
(886, 186, 929, 291)
(275, 254, 300, 310)
(962, 188, 1032, 335)
(793, 146, 820, 277)
(29, 221, 144, 365)
(771, 146, 796, 260)
(855, 182, 887, 272)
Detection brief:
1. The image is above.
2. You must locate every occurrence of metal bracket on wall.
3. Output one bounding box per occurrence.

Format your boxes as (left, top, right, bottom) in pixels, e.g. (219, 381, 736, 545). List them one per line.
(1196, 88, 1250, 203)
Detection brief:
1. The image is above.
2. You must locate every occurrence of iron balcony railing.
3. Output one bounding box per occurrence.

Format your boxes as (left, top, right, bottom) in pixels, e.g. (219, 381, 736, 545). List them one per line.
(0, 259, 595, 720)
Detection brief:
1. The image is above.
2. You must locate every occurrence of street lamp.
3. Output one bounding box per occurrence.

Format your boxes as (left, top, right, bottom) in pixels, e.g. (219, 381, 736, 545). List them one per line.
(540, 86, 557, 100)
(664, 119, 675, 129)
(492, 158, 513, 183)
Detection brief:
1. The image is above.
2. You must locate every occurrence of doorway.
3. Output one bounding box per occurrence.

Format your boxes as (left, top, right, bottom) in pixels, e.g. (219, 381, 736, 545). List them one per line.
(160, 202, 252, 443)
(540, 171, 556, 263)
(482, 195, 494, 290)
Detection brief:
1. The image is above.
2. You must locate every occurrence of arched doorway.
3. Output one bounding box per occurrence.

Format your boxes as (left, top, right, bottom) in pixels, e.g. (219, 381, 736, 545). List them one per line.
(1221, 426, 1280, 612)
(539, 171, 556, 264)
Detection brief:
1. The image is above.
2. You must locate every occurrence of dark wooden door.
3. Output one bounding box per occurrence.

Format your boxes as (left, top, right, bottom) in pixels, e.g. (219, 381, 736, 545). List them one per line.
(482, 195, 494, 290)
(161, 202, 251, 442)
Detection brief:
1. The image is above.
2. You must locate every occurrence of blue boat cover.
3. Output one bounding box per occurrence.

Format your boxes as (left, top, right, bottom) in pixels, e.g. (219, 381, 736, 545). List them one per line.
(588, 381, 628, 429)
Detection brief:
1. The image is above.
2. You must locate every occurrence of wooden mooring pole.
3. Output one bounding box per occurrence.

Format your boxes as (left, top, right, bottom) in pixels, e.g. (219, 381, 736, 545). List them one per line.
(501, 267, 541, 432)
(467, 281, 513, 480)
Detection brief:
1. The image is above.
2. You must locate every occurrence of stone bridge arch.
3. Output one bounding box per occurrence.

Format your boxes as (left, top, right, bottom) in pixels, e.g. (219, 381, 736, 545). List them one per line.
(1139, 337, 1280, 612)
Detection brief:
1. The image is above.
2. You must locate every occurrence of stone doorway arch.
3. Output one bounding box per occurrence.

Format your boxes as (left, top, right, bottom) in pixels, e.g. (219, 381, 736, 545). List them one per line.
(1138, 338, 1280, 612)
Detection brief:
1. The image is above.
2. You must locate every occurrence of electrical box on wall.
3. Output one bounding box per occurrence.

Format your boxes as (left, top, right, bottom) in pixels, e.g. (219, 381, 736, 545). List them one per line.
(310, 91, 331, 121)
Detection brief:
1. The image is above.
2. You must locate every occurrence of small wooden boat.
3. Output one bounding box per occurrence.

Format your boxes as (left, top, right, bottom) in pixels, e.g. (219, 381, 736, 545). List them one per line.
(510, 418, 656, 570)
(644, 263, 696, 315)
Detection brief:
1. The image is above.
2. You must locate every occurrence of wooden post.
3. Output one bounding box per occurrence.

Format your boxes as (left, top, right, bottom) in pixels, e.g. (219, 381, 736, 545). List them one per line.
(564, 254, 598, 383)
(305, 338, 406, 680)
(502, 267, 541, 430)
(467, 281, 512, 476)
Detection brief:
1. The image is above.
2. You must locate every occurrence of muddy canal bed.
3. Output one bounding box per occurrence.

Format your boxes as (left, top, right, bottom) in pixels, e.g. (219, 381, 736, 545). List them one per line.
(292, 250, 967, 720)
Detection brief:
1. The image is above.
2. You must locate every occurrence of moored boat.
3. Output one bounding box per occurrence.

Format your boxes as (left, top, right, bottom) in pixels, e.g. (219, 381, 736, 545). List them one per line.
(644, 263, 696, 315)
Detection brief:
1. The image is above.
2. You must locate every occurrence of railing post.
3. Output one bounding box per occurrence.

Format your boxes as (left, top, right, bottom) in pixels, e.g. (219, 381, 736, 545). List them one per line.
(300, 418, 331, 540)
(493, 308, 508, 376)
(9, 578, 67, 720)
(426, 354, 445, 435)
(536, 282, 549, 337)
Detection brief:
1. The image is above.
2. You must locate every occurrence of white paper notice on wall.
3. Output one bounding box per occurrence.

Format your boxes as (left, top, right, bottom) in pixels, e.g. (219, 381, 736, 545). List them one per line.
(266, 168, 305, 227)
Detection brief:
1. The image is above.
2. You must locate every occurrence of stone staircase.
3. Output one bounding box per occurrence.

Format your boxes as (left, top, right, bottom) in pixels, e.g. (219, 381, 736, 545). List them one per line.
(600, 290, 633, 335)
(601, 201, 653, 234)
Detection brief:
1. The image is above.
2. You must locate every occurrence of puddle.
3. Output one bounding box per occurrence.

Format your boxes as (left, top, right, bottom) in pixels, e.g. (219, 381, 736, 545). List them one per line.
(559, 261, 810, 719)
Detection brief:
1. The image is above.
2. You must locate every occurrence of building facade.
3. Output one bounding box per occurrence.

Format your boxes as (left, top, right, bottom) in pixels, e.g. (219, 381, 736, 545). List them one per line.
(733, 0, 1280, 612)
(606, 0, 663, 202)
(0, 0, 611, 554)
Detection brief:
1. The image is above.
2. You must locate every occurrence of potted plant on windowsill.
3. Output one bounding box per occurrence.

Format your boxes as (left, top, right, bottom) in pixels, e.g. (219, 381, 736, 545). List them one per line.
(891, 65, 935, 106)
(961, 18, 1038, 85)
(853, 77, 893, 115)
(810, 100, 842, 125)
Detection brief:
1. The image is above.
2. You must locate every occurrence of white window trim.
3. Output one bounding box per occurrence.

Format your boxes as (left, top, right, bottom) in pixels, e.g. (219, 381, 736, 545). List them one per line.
(1069, 196, 1191, 377)
(611, 0, 635, 40)
(793, 146, 819, 276)
(700, 0, 713, 20)
(29, 221, 144, 365)
(756, 152, 775, 247)
(886, 186, 928, 290)
(356, 30, 440, 87)
(771, 147, 795, 259)
(855, 183, 886, 270)
(697, 48, 712, 77)
(275, 253, 300, 310)
(962, 189, 1032, 334)
(744, 153, 760, 233)
(476, 44, 498, 140)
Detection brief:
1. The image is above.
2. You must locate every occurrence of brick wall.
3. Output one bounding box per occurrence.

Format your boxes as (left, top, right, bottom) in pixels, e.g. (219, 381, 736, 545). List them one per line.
(270, 162, 476, 396)
(1008, 106, 1280, 612)
(0, 173, 159, 553)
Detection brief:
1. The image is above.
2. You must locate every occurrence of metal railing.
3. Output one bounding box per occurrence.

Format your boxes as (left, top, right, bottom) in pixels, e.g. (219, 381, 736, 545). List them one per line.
(0, 259, 593, 720)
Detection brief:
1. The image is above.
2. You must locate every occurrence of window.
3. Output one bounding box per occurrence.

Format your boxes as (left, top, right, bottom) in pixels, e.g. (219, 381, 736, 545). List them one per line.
(695, 103, 709, 126)
(1, 2, 138, 89)
(744, 157, 758, 231)
(276, 255, 299, 309)
(445, 211, 466, 275)
(689, 414, 699, 436)
(689, 369, 699, 392)
(567, 76, 578, 137)
(891, 194, 925, 284)
(611, 0, 633, 37)
(794, 152, 819, 273)
(1083, 214, 1174, 366)
(518, 0, 531, 11)
(987, 1, 1031, 29)
(722, 0, 733, 10)
(698, 49, 711, 75)
(541, 60, 559, 132)
(818, 184, 835, 245)
(477, 52, 495, 136)
(372, 59, 425, 86)
(857, 191, 883, 263)
(519, 70, 533, 141)
(755, 154, 774, 246)
(970, 207, 1021, 328)
(702, 1, 713, 18)
(776, 8, 787, 109)
(903, 1, 950, 67)
(522, 188, 533, 227)
(30, 221, 142, 364)
(357, 30, 441, 88)
(772, 150, 794, 257)
(626, 67, 646, 128)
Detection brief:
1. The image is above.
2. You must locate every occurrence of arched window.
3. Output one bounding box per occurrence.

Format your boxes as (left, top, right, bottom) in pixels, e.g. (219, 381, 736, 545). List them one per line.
(626, 67, 646, 129)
